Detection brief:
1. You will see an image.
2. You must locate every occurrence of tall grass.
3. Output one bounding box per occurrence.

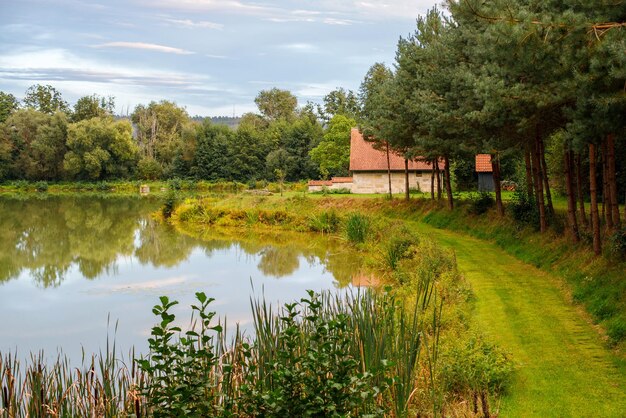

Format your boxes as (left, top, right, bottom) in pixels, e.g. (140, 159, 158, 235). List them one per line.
(1, 286, 441, 417)
(345, 213, 369, 244)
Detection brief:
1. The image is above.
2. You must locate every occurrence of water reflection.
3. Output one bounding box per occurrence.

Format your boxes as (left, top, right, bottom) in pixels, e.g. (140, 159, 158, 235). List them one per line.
(0, 195, 367, 358)
(0, 196, 363, 288)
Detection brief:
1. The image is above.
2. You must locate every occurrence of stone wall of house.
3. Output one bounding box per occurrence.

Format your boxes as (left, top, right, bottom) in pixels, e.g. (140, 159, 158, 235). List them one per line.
(352, 171, 436, 194)
(308, 182, 354, 193)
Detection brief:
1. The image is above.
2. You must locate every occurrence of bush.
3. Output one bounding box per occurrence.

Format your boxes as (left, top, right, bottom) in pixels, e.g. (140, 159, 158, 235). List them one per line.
(161, 190, 178, 219)
(239, 291, 385, 417)
(439, 334, 514, 414)
(345, 213, 369, 244)
(168, 177, 183, 190)
(308, 210, 341, 233)
(35, 181, 48, 192)
(509, 189, 539, 228)
(608, 227, 626, 260)
(96, 181, 110, 192)
(468, 192, 494, 215)
(137, 293, 224, 417)
(138, 157, 163, 180)
(385, 235, 418, 270)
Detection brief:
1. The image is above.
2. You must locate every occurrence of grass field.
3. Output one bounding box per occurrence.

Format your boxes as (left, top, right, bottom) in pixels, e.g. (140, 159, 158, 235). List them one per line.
(411, 221, 626, 417)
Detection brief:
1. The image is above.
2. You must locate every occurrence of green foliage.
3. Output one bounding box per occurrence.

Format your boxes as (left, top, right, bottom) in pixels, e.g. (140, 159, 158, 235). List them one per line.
(34, 181, 48, 192)
(385, 235, 417, 271)
(508, 190, 539, 228)
(309, 114, 355, 177)
(254, 88, 298, 121)
(137, 292, 224, 417)
(0, 91, 19, 123)
(308, 210, 341, 233)
(240, 291, 385, 417)
(71, 94, 115, 122)
(468, 192, 495, 215)
(608, 227, 626, 260)
(137, 156, 163, 180)
(318, 87, 360, 122)
(22, 84, 69, 114)
(64, 117, 138, 180)
(345, 213, 369, 244)
(161, 190, 178, 219)
(440, 335, 514, 397)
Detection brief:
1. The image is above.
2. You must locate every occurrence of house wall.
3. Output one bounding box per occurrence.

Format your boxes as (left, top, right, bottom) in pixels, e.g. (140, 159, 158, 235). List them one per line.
(478, 172, 495, 192)
(352, 171, 435, 194)
(308, 182, 354, 192)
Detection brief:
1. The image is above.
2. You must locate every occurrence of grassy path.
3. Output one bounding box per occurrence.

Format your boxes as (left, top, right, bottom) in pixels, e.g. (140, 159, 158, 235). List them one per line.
(411, 222, 626, 417)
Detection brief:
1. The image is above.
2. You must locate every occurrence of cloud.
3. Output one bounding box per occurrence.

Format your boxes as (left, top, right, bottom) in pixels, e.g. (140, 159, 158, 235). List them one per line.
(93, 41, 195, 55)
(278, 43, 319, 52)
(0, 48, 208, 91)
(144, 0, 271, 14)
(161, 17, 224, 30)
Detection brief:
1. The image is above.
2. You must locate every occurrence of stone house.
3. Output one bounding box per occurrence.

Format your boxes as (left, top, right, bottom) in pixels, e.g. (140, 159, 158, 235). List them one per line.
(308, 128, 440, 194)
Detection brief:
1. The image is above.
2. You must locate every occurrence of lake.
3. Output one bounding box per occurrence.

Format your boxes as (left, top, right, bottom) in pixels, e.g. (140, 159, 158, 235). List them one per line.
(0, 195, 366, 360)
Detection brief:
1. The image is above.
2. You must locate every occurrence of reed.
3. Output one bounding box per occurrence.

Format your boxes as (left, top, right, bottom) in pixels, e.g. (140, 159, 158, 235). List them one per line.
(1, 286, 440, 417)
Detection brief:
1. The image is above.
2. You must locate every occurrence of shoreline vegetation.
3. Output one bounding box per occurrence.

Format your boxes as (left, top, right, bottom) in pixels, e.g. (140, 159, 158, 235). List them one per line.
(1, 189, 624, 416)
(1, 190, 513, 417)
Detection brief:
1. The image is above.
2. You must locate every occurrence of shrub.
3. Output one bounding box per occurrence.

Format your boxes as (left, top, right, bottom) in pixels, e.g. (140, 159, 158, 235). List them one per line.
(509, 189, 539, 228)
(468, 192, 494, 215)
(239, 291, 385, 417)
(439, 334, 514, 414)
(35, 181, 48, 192)
(345, 213, 369, 244)
(96, 181, 110, 192)
(161, 190, 178, 219)
(168, 177, 183, 190)
(608, 227, 626, 260)
(385, 235, 418, 270)
(137, 292, 224, 417)
(308, 210, 341, 233)
(138, 157, 163, 180)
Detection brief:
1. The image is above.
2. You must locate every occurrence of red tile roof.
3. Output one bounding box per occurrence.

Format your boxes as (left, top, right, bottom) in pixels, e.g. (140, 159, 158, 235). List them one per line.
(307, 177, 354, 186)
(308, 180, 333, 186)
(475, 154, 493, 172)
(349, 128, 435, 172)
(330, 177, 353, 183)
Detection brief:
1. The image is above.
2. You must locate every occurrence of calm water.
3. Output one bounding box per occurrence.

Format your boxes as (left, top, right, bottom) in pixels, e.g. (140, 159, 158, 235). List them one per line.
(0, 195, 365, 359)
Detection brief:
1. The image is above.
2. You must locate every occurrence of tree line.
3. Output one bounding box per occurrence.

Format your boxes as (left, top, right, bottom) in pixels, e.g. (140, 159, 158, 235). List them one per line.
(357, 0, 625, 254)
(0, 85, 360, 184)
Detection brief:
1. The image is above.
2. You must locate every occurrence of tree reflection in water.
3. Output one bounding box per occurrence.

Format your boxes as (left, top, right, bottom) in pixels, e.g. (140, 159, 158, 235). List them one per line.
(0, 195, 366, 288)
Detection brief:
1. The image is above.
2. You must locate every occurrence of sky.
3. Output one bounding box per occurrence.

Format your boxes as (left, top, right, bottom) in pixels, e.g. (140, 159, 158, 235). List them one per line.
(0, 0, 440, 117)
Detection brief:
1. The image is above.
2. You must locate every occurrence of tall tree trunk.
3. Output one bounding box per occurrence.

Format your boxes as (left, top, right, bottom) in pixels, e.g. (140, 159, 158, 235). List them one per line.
(607, 134, 620, 228)
(564, 148, 580, 243)
(533, 129, 547, 232)
(385, 141, 392, 200)
(539, 137, 555, 217)
(602, 139, 613, 230)
(430, 158, 435, 200)
(444, 155, 454, 210)
(492, 154, 504, 216)
(404, 158, 410, 201)
(435, 159, 442, 200)
(524, 145, 534, 197)
(576, 153, 588, 227)
(589, 143, 601, 255)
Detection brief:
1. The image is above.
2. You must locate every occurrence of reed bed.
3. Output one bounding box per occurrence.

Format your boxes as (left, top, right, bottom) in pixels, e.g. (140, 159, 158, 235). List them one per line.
(1, 284, 440, 417)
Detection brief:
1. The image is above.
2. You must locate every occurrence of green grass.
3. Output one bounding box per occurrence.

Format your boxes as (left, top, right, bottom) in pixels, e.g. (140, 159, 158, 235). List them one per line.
(410, 222, 626, 417)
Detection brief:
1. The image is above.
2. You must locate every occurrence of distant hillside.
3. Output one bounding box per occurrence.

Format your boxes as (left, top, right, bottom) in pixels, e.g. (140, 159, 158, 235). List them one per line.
(191, 116, 241, 128)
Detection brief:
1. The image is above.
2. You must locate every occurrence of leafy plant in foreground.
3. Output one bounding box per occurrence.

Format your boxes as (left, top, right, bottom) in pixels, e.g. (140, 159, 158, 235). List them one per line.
(137, 293, 225, 417)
